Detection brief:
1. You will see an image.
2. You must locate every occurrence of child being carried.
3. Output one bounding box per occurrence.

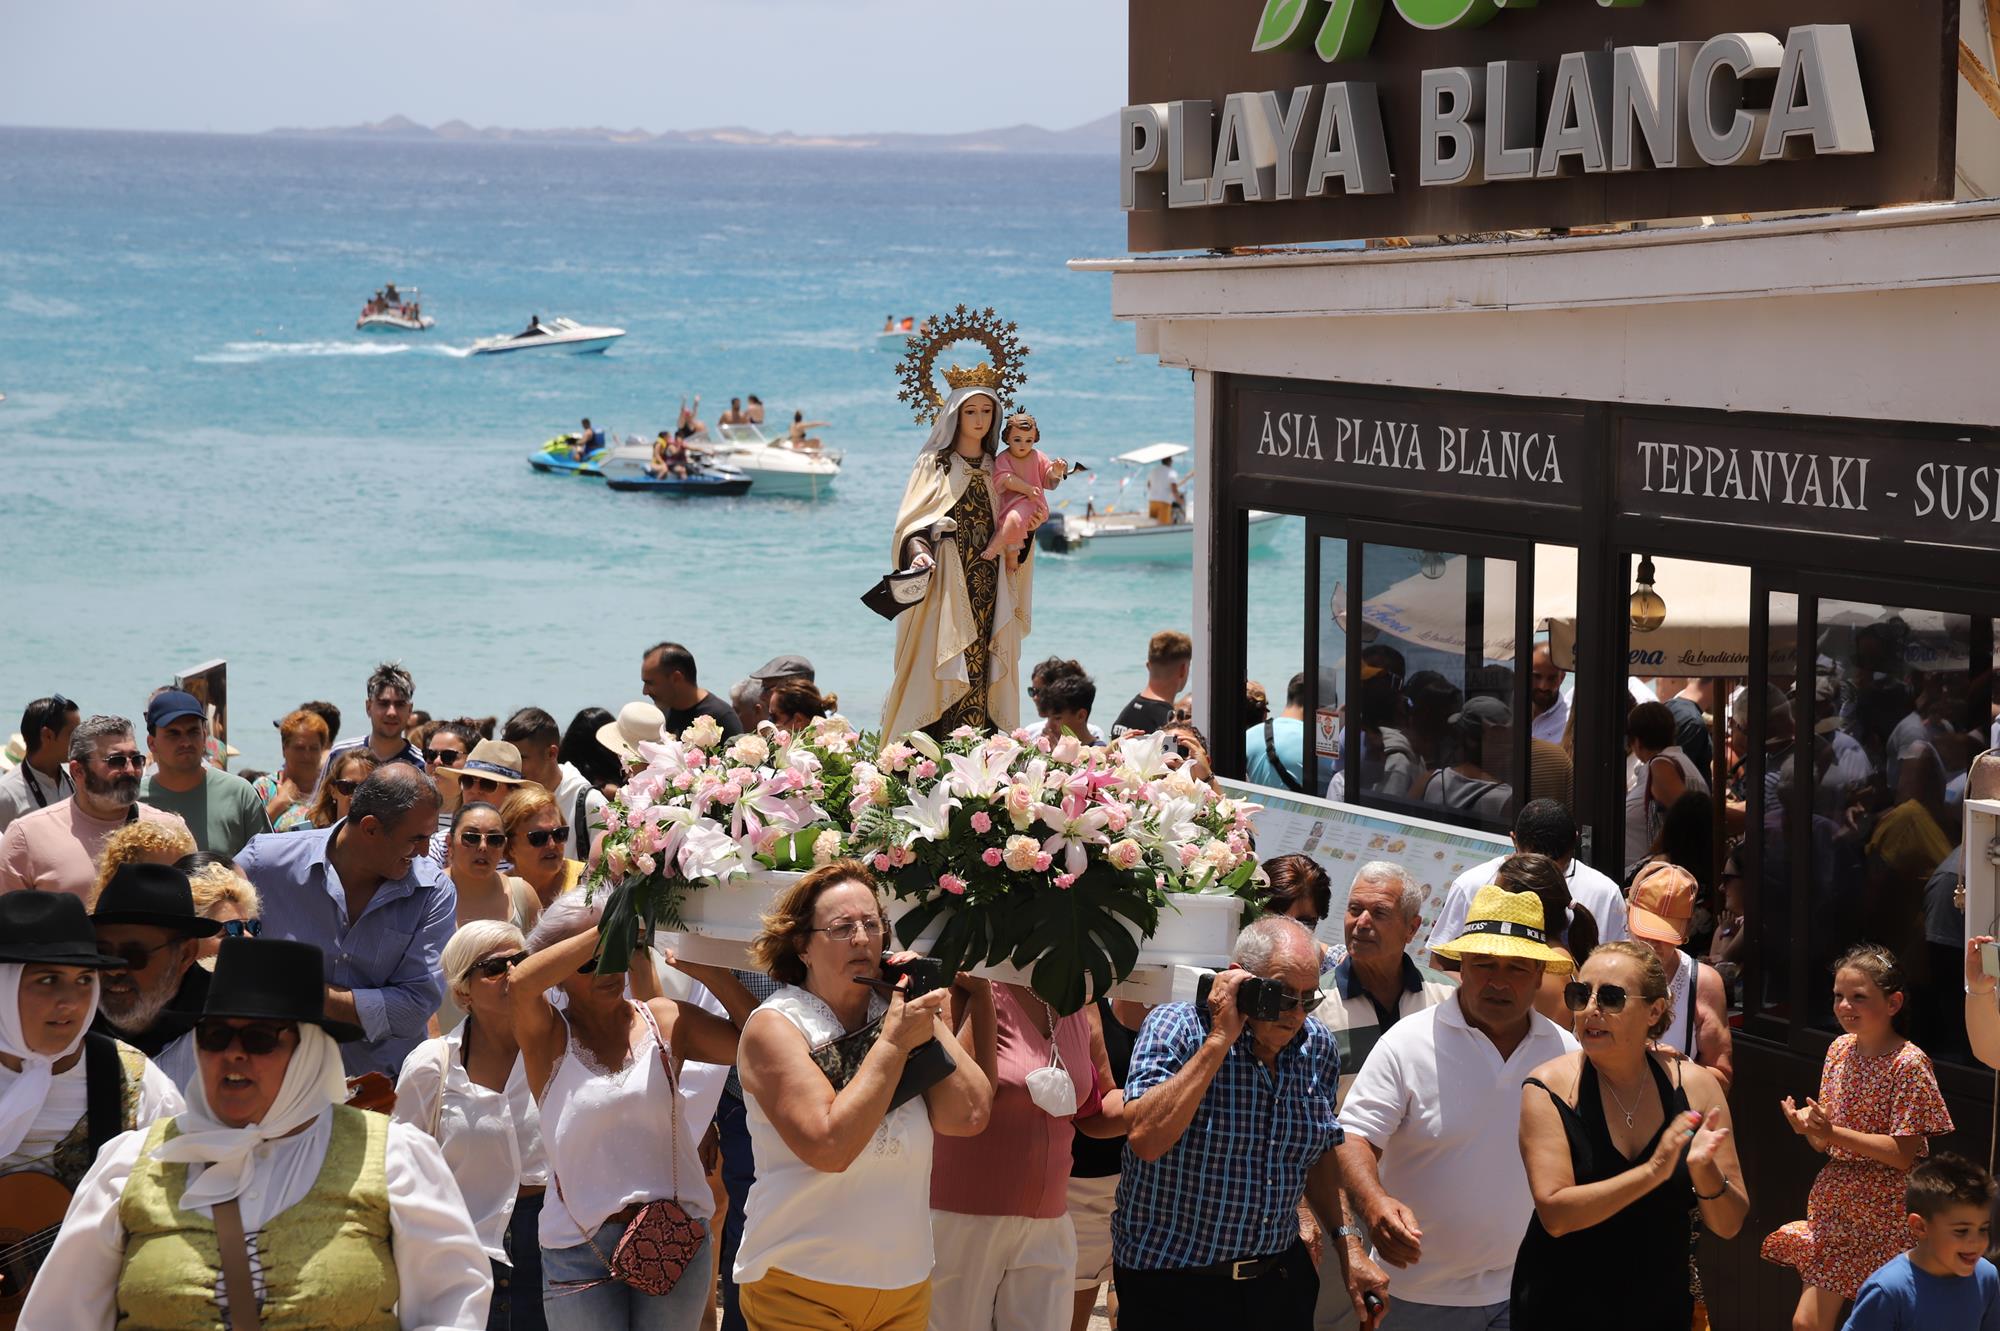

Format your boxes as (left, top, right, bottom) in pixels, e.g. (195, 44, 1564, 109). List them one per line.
(981, 411, 1067, 569)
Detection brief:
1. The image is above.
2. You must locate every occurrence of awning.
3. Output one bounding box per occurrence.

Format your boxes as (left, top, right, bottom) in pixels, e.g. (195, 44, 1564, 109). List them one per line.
(1111, 442, 1188, 466)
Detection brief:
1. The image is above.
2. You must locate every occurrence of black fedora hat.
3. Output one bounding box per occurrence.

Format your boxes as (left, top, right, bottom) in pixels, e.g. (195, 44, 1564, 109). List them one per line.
(91, 863, 224, 937)
(0, 892, 126, 968)
(202, 938, 364, 1042)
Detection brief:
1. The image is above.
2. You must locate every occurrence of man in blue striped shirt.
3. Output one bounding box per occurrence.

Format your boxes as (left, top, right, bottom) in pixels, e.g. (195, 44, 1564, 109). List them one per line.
(1115, 916, 1387, 1329)
(238, 764, 454, 1079)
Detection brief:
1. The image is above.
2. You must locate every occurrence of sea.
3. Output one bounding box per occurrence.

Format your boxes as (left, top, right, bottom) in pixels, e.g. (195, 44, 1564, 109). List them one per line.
(0, 128, 1305, 769)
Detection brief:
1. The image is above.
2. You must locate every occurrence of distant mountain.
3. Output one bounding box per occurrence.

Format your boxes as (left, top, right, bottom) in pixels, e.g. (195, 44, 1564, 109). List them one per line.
(267, 113, 1119, 155)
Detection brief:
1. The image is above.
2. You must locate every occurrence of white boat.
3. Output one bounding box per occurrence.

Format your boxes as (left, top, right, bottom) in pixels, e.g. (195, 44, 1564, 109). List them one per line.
(1034, 442, 1287, 561)
(601, 422, 842, 500)
(470, 317, 625, 356)
(876, 328, 917, 352)
(356, 285, 433, 331)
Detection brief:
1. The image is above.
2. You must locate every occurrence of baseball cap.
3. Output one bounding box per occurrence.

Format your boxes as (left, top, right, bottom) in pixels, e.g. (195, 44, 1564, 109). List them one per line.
(145, 689, 206, 730)
(1628, 862, 1699, 945)
(751, 654, 815, 683)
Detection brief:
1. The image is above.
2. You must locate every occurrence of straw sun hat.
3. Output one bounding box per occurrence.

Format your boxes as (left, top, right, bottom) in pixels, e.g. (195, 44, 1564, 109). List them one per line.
(1430, 884, 1574, 972)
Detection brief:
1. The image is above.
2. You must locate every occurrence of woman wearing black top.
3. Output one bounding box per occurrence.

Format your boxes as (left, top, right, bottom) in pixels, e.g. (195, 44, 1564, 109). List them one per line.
(1512, 941, 1748, 1328)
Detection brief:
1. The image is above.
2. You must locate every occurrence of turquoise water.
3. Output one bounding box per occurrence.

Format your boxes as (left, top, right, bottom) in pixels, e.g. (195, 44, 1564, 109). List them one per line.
(0, 128, 1303, 767)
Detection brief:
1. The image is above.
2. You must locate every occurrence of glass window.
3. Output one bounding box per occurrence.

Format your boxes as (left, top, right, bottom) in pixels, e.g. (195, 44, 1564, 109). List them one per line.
(1239, 518, 1306, 795)
(1315, 535, 1348, 796)
(1746, 590, 1799, 1026)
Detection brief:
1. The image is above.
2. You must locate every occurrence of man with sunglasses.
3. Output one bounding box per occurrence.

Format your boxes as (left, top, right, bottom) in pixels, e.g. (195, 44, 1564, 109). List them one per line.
(90, 861, 224, 1090)
(1115, 916, 1377, 1328)
(1, 715, 188, 898)
(0, 693, 78, 833)
(239, 764, 454, 1079)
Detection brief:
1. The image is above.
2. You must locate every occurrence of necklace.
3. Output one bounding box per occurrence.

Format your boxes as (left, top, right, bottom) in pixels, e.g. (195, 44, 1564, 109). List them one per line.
(1602, 1070, 1647, 1129)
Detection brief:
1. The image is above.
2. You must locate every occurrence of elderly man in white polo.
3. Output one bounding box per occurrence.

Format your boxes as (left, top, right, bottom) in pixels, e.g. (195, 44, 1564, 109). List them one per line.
(1330, 886, 1579, 1331)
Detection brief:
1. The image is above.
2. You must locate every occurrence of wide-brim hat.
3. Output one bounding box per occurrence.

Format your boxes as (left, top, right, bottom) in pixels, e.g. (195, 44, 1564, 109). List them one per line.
(91, 862, 225, 937)
(597, 701, 665, 767)
(1628, 861, 1698, 945)
(1431, 884, 1573, 971)
(0, 891, 127, 968)
(442, 738, 527, 785)
(203, 937, 364, 1042)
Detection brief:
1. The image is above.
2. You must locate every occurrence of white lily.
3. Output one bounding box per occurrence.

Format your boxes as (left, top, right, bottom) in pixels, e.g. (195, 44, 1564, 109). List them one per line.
(907, 730, 944, 763)
(894, 781, 961, 844)
(1115, 731, 1174, 781)
(944, 746, 1013, 801)
(1035, 794, 1113, 877)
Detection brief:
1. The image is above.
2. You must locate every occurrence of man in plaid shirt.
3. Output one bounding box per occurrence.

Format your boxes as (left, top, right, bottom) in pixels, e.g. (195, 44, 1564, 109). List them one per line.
(1114, 916, 1389, 1329)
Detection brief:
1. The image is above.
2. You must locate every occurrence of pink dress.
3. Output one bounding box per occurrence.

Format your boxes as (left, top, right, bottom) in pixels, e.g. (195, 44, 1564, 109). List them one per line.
(1760, 1034, 1954, 1298)
(992, 447, 1050, 545)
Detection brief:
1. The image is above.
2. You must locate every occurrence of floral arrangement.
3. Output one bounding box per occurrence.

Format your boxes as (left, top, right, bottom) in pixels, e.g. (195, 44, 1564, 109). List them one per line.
(586, 713, 1262, 1012)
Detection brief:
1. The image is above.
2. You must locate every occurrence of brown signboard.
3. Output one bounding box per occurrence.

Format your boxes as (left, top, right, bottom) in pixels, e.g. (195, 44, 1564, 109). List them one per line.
(1127, 0, 1956, 251)
(1616, 413, 2000, 551)
(1232, 383, 1584, 507)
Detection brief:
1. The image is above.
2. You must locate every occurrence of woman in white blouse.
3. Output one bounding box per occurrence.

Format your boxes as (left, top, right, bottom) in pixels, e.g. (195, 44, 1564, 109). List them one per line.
(22, 937, 491, 1331)
(396, 920, 546, 1331)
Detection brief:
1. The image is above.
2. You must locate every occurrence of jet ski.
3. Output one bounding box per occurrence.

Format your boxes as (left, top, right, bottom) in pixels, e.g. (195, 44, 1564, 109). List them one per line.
(605, 461, 753, 497)
(471, 316, 625, 356)
(528, 435, 608, 476)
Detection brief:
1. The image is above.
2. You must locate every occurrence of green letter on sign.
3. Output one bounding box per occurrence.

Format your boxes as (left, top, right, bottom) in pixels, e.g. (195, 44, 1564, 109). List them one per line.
(1253, 0, 1327, 51)
(1258, 0, 1587, 62)
(1393, 0, 1502, 32)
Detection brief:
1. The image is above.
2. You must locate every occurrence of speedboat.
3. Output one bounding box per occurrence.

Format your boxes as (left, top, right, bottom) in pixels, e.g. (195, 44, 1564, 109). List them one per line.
(1034, 442, 1287, 561)
(606, 461, 753, 497)
(528, 435, 608, 476)
(601, 423, 841, 499)
(471, 317, 625, 356)
(877, 327, 917, 352)
(357, 286, 433, 331)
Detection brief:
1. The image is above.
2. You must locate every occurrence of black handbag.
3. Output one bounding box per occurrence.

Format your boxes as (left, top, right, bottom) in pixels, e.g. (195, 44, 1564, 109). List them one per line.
(809, 1016, 957, 1109)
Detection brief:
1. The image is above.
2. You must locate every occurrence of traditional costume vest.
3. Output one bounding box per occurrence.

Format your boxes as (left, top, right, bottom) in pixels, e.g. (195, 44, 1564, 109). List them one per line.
(41, 1039, 146, 1190)
(115, 1105, 398, 1331)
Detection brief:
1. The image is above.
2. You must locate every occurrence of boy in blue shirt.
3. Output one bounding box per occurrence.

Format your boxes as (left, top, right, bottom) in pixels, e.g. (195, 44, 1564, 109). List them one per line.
(1846, 1152, 2000, 1329)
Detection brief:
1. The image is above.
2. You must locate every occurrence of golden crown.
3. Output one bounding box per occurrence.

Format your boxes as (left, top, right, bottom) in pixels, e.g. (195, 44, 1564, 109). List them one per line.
(942, 362, 1004, 391)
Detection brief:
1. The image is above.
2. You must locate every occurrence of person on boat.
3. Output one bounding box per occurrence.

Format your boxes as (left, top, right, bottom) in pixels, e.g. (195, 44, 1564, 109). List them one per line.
(651, 431, 690, 481)
(384, 282, 401, 304)
(1147, 458, 1182, 526)
(523, 314, 545, 337)
(745, 395, 765, 425)
(718, 398, 746, 428)
(784, 411, 827, 453)
(675, 395, 707, 441)
(573, 419, 600, 461)
(883, 316, 896, 333)
(903, 317, 917, 333)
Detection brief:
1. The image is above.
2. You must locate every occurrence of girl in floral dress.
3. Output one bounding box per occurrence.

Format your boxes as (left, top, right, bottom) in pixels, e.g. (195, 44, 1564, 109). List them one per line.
(1762, 945, 1953, 1330)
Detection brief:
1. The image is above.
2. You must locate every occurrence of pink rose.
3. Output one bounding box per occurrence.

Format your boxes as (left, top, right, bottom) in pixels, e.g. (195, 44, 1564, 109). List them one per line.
(872, 854, 892, 872)
(970, 811, 993, 834)
(939, 873, 967, 896)
(1033, 853, 1052, 873)
(982, 847, 1004, 867)
(1106, 838, 1144, 871)
(1054, 873, 1076, 890)
(914, 759, 938, 780)
(1002, 835, 1041, 873)
(888, 846, 913, 868)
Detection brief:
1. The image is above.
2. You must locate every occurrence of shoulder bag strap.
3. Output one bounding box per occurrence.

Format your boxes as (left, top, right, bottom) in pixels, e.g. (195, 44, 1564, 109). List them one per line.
(430, 1037, 451, 1139)
(639, 1001, 681, 1202)
(212, 1198, 265, 1331)
(83, 1032, 124, 1154)
(1264, 720, 1305, 793)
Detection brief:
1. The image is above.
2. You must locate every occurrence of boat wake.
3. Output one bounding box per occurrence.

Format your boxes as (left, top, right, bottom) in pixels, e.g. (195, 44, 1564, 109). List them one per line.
(194, 340, 475, 365)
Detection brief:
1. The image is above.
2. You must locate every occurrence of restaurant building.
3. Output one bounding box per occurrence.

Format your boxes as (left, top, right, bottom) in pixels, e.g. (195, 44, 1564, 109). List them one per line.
(1081, 0, 2000, 1321)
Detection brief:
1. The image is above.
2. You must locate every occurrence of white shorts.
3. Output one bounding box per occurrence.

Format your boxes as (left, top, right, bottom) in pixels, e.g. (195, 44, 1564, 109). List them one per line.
(1066, 1174, 1119, 1292)
(929, 1210, 1076, 1331)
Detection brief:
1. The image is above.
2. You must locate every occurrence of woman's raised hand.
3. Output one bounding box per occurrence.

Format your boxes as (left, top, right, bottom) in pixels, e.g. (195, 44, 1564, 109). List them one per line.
(1967, 937, 1997, 992)
(881, 984, 948, 1054)
(1686, 1115, 1731, 1173)
(1647, 1110, 1702, 1180)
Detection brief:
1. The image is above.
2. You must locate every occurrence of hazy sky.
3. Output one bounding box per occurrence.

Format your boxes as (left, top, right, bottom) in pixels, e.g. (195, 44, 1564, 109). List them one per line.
(2, 1, 1127, 136)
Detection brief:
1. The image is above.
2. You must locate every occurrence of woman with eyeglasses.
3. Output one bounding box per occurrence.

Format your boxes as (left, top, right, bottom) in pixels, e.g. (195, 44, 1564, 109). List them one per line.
(396, 920, 547, 1331)
(501, 786, 583, 912)
(253, 708, 330, 833)
(1511, 940, 1747, 1329)
(733, 862, 992, 1330)
(178, 850, 262, 968)
(512, 891, 755, 1331)
(22, 936, 490, 1330)
(303, 746, 381, 830)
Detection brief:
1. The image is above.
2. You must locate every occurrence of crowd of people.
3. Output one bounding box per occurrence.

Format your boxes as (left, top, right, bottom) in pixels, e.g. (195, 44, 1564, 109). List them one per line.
(3, 629, 1999, 1331)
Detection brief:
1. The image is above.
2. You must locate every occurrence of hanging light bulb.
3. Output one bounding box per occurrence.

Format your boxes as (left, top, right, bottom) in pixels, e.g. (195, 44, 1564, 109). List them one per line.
(1419, 551, 1449, 580)
(1630, 554, 1667, 633)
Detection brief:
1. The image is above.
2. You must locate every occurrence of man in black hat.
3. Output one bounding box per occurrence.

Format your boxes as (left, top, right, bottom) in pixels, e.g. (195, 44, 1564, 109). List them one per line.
(91, 862, 223, 1090)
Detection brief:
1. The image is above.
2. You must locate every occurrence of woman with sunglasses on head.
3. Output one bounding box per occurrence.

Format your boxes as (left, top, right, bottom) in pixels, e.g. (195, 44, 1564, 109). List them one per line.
(397, 921, 547, 1331)
(512, 890, 756, 1331)
(1511, 940, 1746, 1329)
(304, 745, 380, 830)
(178, 850, 261, 968)
(732, 861, 992, 1330)
(501, 786, 583, 912)
(21, 935, 490, 1330)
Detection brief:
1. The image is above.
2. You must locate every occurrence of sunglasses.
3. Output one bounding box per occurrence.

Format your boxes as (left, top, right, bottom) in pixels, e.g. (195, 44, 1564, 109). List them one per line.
(1275, 988, 1327, 1014)
(194, 1020, 296, 1056)
(458, 830, 508, 849)
(464, 951, 527, 981)
(219, 919, 262, 939)
(96, 752, 146, 772)
(1563, 981, 1631, 1014)
(523, 826, 570, 849)
(424, 748, 464, 766)
(462, 776, 505, 794)
(330, 778, 361, 796)
(103, 937, 180, 971)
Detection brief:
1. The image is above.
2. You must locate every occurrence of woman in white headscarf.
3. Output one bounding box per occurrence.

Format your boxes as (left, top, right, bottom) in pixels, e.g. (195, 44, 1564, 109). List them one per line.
(882, 383, 1051, 740)
(0, 892, 182, 1196)
(20, 937, 490, 1331)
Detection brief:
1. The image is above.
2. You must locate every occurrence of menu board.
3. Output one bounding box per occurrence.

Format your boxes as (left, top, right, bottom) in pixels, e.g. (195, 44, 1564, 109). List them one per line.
(1221, 779, 1510, 960)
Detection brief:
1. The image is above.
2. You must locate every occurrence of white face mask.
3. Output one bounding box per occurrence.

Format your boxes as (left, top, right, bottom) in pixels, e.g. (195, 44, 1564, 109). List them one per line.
(1025, 1043, 1077, 1117)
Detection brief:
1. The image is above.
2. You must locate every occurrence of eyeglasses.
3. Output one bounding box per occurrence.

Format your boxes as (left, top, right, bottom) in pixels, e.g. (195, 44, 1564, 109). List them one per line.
(1294, 915, 1324, 931)
(96, 752, 146, 772)
(330, 778, 361, 796)
(194, 1020, 296, 1056)
(522, 826, 571, 849)
(424, 748, 464, 766)
(458, 830, 507, 848)
(102, 937, 181, 971)
(464, 951, 527, 981)
(1563, 981, 1630, 1014)
(810, 917, 885, 943)
(219, 919, 262, 939)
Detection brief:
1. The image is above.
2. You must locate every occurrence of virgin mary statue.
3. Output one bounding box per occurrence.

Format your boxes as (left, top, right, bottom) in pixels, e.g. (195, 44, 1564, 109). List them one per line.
(881, 379, 1047, 739)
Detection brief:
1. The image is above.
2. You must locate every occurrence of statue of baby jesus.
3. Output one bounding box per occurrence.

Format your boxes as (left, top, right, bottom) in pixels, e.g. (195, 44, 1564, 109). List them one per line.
(981, 411, 1067, 569)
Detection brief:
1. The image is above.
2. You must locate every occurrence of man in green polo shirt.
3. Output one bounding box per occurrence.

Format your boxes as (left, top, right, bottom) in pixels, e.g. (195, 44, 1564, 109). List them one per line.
(139, 689, 271, 856)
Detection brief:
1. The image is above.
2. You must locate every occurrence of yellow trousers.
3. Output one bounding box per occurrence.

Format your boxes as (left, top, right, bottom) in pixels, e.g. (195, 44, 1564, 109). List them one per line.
(738, 1267, 929, 1331)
